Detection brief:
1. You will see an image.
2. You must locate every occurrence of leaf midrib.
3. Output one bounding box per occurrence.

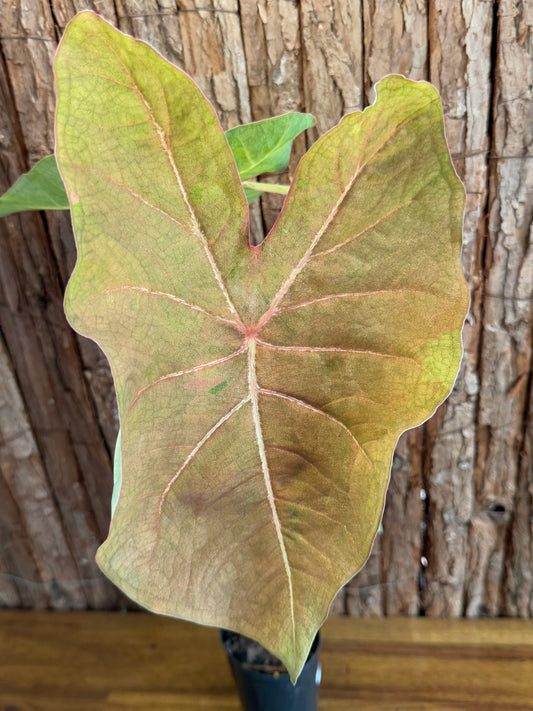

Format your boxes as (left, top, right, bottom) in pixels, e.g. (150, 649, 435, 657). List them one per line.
(248, 339, 296, 648)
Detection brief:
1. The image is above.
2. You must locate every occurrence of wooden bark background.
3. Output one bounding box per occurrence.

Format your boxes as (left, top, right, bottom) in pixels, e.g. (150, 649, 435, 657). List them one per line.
(0, 0, 532, 618)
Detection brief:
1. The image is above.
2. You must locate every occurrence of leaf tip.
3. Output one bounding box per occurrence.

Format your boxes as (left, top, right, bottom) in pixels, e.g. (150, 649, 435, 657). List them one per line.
(374, 73, 442, 106)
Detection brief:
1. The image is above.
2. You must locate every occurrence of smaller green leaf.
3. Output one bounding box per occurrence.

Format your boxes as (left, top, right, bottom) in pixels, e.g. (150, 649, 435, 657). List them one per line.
(226, 113, 315, 181)
(0, 155, 70, 217)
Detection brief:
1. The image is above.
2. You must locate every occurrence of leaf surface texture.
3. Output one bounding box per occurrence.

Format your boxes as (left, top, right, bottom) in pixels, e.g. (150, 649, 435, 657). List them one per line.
(55, 12, 468, 682)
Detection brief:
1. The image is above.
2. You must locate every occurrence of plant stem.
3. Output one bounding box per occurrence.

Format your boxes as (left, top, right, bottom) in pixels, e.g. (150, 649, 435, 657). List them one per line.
(242, 180, 290, 195)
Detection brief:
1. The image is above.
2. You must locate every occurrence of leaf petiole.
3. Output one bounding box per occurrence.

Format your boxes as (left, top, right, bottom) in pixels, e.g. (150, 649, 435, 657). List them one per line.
(242, 180, 290, 196)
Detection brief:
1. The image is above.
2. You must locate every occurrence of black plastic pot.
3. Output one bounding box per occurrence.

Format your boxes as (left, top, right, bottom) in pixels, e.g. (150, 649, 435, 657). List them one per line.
(220, 630, 321, 711)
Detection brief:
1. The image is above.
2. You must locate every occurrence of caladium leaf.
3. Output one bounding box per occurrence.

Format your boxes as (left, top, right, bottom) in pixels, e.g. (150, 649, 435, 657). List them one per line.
(226, 113, 315, 180)
(55, 12, 468, 682)
(0, 155, 70, 216)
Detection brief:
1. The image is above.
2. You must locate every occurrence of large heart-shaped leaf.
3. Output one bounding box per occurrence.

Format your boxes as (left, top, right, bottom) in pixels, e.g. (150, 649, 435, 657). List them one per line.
(55, 12, 468, 681)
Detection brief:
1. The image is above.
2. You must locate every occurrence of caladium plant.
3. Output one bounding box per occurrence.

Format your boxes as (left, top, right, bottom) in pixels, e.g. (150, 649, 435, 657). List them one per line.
(52, 11, 468, 681)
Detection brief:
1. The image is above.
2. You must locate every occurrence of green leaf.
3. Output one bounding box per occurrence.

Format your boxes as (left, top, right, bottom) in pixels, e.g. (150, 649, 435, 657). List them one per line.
(56, 12, 468, 683)
(226, 113, 315, 180)
(0, 155, 70, 217)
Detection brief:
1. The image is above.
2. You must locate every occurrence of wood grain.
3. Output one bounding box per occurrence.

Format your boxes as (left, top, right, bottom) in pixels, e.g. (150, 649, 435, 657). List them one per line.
(1, 612, 533, 709)
(468, 0, 533, 618)
(424, 0, 494, 617)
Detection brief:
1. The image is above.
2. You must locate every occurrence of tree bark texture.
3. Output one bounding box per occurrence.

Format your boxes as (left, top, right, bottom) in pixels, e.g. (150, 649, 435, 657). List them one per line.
(0, 0, 531, 617)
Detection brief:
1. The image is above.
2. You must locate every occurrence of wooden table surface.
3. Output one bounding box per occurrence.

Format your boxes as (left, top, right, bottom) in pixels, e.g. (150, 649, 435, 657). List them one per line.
(1, 612, 532, 710)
